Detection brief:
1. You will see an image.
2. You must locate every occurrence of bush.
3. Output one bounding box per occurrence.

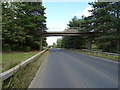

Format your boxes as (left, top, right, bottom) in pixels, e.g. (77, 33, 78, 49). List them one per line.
(2, 44, 11, 52)
(33, 41, 40, 50)
(11, 45, 32, 52)
(24, 46, 31, 52)
(3, 44, 32, 52)
(11, 44, 24, 51)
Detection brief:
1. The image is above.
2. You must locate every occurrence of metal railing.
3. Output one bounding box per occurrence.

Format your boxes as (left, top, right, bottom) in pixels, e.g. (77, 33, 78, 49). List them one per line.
(82, 50, 120, 56)
(0, 49, 48, 82)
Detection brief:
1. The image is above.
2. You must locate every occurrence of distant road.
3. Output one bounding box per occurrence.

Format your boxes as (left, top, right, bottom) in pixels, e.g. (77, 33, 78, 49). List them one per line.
(29, 48, 118, 88)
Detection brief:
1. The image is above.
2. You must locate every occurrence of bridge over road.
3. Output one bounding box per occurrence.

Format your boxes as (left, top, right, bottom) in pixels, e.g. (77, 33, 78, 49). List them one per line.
(39, 31, 101, 50)
(43, 31, 100, 36)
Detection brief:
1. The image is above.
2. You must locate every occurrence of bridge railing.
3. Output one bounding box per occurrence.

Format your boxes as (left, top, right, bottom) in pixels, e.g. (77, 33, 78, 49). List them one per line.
(0, 49, 48, 82)
(46, 28, 80, 33)
(46, 30, 79, 33)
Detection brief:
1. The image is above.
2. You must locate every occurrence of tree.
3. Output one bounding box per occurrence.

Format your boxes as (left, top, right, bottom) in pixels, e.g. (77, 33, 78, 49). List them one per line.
(56, 38, 62, 48)
(2, 2, 47, 52)
(62, 2, 120, 52)
(62, 16, 87, 49)
(87, 2, 120, 52)
(53, 43, 57, 48)
(2, 2, 26, 52)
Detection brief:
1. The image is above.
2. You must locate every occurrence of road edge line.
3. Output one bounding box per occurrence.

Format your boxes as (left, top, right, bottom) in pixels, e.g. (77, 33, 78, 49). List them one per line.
(28, 51, 49, 88)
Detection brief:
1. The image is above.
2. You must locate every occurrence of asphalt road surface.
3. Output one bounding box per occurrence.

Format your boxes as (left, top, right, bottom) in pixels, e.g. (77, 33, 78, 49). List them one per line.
(29, 48, 118, 88)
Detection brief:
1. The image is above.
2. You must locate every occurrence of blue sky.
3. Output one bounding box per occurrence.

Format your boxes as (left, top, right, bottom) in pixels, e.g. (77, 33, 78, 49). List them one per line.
(43, 2, 93, 45)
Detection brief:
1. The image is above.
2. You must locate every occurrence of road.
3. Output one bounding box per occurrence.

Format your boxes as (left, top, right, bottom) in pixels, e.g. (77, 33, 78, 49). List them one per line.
(29, 48, 118, 88)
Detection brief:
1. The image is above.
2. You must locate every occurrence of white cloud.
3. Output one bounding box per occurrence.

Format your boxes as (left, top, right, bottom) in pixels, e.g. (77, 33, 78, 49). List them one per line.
(75, 5, 93, 18)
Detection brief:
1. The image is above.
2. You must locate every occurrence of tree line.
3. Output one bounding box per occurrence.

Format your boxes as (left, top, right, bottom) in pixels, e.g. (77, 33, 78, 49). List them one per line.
(2, 2, 47, 52)
(56, 2, 120, 53)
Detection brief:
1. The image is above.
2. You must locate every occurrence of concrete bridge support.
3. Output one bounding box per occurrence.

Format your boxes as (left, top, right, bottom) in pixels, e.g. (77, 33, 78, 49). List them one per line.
(88, 39, 92, 50)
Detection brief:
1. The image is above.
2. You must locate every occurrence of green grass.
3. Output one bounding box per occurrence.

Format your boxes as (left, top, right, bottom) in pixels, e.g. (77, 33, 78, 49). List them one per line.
(2, 51, 48, 88)
(89, 44, 102, 51)
(77, 48, 102, 52)
(92, 44, 98, 48)
(67, 49, 119, 62)
(91, 48, 102, 51)
(2, 51, 39, 72)
(82, 48, 102, 52)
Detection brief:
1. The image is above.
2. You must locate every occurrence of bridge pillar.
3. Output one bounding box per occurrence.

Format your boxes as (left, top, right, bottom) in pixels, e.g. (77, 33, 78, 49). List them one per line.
(40, 36, 43, 51)
(117, 39, 120, 54)
(88, 39, 92, 50)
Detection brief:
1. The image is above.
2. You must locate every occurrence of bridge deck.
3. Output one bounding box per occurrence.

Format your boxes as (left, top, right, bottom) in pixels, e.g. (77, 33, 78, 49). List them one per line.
(43, 32, 100, 36)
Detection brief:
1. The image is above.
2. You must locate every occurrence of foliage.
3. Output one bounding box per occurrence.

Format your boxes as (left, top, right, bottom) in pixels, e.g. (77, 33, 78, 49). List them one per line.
(56, 38, 62, 48)
(52, 43, 57, 48)
(57, 2, 120, 53)
(2, 2, 47, 52)
(87, 2, 120, 52)
(60, 16, 87, 49)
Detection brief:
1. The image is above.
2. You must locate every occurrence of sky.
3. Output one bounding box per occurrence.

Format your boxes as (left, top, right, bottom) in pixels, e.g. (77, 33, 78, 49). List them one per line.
(43, 1, 94, 45)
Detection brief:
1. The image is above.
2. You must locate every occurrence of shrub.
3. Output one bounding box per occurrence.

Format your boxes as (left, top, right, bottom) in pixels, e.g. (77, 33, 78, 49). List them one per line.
(24, 46, 31, 52)
(2, 44, 11, 52)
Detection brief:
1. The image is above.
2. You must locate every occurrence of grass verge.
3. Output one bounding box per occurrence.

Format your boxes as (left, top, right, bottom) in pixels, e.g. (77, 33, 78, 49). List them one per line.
(82, 48, 102, 52)
(2, 51, 39, 72)
(2, 51, 48, 88)
(67, 49, 119, 62)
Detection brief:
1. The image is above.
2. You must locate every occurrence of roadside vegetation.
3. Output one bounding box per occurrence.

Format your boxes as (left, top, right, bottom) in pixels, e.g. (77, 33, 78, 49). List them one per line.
(1, 1, 47, 89)
(2, 2, 47, 52)
(2, 51, 39, 72)
(55, 2, 120, 54)
(67, 49, 119, 62)
(3, 51, 48, 88)
(2, 1, 120, 88)
(2, 2, 48, 88)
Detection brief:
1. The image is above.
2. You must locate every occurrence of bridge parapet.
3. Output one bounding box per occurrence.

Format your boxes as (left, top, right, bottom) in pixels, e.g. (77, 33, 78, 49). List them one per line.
(47, 30, 79, 33)
(46, 28, 80, 33)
